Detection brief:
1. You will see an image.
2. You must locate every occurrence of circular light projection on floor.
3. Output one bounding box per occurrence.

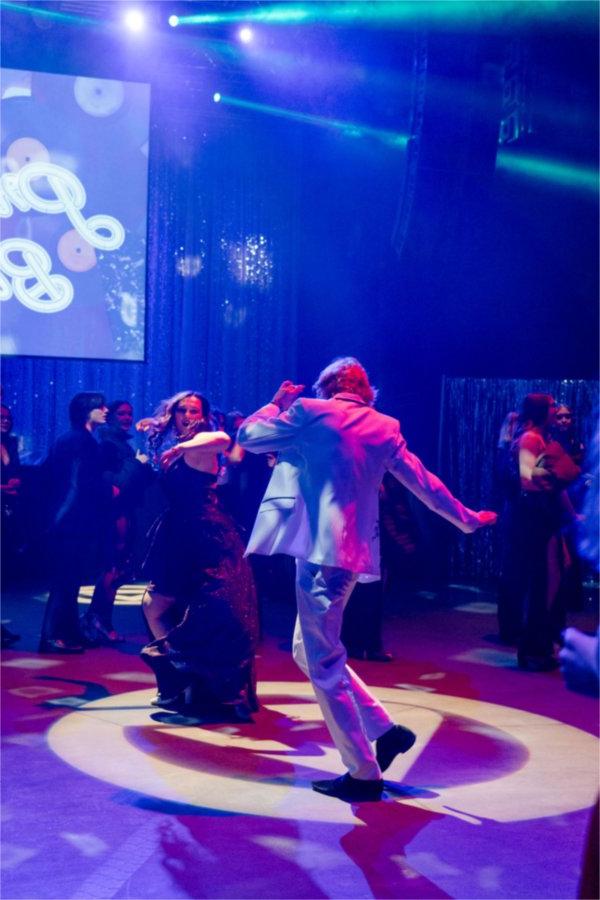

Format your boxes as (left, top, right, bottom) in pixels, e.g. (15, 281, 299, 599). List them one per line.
(47, 682, 598, 825)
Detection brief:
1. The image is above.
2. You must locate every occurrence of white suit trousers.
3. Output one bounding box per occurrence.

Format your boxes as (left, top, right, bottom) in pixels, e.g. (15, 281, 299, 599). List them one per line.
(293, 560, 394, 780)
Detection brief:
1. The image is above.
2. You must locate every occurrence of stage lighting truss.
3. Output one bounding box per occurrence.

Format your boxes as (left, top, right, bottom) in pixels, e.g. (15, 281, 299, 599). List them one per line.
(499, 39, 534, 146)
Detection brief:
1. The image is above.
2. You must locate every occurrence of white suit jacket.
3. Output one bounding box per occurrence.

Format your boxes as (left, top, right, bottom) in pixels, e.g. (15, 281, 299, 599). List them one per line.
(237, 392, 481, 579)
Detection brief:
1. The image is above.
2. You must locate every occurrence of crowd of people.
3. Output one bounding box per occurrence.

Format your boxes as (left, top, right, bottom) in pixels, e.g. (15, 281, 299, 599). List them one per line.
(1, 368, 596, 758)
(494, 395, 592, 672)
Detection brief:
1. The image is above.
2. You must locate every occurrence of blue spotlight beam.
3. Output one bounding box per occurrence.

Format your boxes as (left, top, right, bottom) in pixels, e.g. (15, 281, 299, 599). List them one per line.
(217, 94, 409, 148)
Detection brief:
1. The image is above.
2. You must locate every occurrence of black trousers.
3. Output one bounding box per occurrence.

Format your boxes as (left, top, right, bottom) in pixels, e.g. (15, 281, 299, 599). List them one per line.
(41, 533, 98, 643)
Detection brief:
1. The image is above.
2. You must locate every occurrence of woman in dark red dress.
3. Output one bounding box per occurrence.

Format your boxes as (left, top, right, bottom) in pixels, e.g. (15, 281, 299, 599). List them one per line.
(138, 392, 259, 720)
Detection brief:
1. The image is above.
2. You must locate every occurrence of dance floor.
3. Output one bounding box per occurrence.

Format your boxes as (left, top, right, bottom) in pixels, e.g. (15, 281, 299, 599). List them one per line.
(1, 583, 598, 899)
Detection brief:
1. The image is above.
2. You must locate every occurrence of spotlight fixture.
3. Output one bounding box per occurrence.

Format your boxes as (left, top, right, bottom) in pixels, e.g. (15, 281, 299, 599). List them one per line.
(238, 25, 254, 44)
(168, 14, 179, 27)
(213, 92, 222, 103)
(124, 9, 145, 32)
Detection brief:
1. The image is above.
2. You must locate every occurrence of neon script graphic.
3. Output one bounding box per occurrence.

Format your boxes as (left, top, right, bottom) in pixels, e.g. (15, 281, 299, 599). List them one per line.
(0, 162, 125, 313)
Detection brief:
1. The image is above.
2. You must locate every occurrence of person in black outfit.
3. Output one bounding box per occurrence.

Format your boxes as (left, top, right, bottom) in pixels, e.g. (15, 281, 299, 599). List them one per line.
(494, 410, 522, 644)
(80, 400, 153, 644)
(39, 392, 110, 654)
(1, 404, 23, 583)
(1, 403, 22, 646)
(551, 404, 588, 614)
(139, 392, 259, 720)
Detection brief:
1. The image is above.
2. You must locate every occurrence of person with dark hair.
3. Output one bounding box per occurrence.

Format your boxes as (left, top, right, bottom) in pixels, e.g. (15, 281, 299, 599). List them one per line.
(1, 405, 20, 491)
(39, 392, 110, 653)
(494, 410, 522, 644)
(551, 403, 588, 614)
(137, 391, 259, 721)
(80, 400, 153, 644)
(1, 404, 22, 581)
(552, 404, 585, 467)
(238, 357, 496, 801)
(1, 403, 22, 646)
(495, 411, 520, 499)
(507, 393, 581, 671)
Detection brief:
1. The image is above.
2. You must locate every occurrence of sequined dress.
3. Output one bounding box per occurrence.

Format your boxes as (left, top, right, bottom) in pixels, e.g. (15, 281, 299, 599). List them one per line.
(142, 459, 259, 713)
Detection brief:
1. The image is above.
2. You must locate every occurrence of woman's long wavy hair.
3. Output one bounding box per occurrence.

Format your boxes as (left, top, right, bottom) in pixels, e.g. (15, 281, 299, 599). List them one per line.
(145, 391, 211, 463)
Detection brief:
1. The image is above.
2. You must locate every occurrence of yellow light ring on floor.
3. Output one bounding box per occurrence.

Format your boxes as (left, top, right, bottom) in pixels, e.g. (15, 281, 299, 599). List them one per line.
(46, 682, 598, 825)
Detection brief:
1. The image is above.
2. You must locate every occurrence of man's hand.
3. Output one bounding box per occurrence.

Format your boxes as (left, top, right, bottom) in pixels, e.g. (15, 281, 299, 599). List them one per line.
(272, 380, 305, 412)
(476, 510, 497, 528)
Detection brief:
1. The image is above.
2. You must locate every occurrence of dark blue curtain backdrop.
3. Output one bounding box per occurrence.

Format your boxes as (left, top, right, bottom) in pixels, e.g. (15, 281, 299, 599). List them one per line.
(439, 376, 599, 586)
(2, 97, 300, 461)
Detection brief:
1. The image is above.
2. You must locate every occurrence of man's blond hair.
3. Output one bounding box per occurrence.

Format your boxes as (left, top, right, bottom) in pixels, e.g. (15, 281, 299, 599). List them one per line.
(313, 357, 377, 405)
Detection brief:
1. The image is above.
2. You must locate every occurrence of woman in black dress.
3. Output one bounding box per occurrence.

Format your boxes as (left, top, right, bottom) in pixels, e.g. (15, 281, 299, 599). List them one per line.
(138, 391, 259, 720)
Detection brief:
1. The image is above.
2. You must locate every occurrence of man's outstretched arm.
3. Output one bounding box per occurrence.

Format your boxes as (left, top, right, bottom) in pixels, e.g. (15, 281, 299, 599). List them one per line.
(387, 432, 497, 533)
(237, 381, 305, 454)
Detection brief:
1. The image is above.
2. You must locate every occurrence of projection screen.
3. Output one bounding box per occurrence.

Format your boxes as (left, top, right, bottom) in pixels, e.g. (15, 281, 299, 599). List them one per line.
(0, 68, 150, 361)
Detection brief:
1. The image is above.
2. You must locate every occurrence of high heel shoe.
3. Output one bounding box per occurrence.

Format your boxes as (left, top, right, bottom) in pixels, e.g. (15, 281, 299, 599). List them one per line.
(38, 638, 85, 654)
(81, 614, 124, 645)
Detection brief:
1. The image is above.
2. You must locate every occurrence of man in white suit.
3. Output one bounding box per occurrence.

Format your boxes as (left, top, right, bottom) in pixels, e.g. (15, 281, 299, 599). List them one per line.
(238, 357, 496, 801)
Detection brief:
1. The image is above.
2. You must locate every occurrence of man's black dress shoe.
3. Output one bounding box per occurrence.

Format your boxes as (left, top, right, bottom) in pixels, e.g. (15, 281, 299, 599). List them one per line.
(38, 639, 85, 654)
(376, 724, 416, 772)
(312, 773, 384, 802)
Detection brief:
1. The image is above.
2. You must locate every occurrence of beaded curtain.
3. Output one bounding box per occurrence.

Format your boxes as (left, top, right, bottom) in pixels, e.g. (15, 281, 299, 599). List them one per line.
(1, 97, 300, 462)
(439, 376, 599, 586)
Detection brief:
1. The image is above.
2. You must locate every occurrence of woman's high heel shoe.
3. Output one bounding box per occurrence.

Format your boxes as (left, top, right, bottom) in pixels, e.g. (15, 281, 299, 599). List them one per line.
(38, 638, 85, 654)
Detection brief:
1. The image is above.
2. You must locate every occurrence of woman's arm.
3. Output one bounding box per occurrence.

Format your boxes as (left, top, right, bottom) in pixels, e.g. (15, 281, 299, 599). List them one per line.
(160, 431, 231, 470)
(177, 430, 231, 453)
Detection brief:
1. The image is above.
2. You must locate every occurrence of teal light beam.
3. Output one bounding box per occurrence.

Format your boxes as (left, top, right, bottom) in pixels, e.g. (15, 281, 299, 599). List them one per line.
(217, 94, 409, 148)
(177, 1, 592, 29)
(1, 1, 99, 26)
(496, 151, 599, 196)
